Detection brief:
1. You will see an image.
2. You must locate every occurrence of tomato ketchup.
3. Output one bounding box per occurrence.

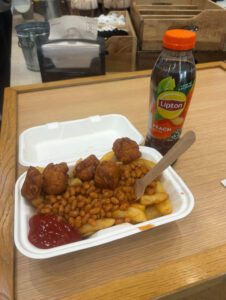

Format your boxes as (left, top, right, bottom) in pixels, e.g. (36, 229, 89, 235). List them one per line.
(28, 214, 82, 249)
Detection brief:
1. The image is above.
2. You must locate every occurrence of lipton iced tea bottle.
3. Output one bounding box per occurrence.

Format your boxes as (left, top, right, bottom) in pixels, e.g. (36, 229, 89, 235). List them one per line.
(145, 29, 196, 155)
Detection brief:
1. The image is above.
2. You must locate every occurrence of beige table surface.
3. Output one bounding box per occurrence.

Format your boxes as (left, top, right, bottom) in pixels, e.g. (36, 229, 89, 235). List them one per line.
(0, 62, 226, 300)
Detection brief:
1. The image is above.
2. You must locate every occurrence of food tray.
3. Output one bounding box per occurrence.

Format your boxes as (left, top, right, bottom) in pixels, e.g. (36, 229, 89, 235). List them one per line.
(15, 114, 194, 259)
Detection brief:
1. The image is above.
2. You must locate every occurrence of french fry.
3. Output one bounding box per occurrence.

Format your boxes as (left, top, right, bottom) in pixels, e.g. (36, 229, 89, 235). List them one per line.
(155, 199, 172, 215)
(140, 192, 168, 205)
(36, 166, 44, 174)
(79, 218, 115, 236)
(112, 210, 127, 219)
(156, 181, 164, 193)
(100, 151, 115, 162)
(135, 158, 156, 170)
(68, 177, 82, 187)
(69, 158, 82, 178)
(113, 206, 147, 223)
(145, 206, 162, 220)
(127, 207, 147, 223)
(154, 181, 173, 215)
(131, 203, 146, 211)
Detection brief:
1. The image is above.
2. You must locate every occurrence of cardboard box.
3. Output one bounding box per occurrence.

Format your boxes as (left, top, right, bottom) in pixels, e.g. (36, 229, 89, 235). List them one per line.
(136, 49, 226, 70)
(130, 0, 226, 51)
(104, 10, 137, 72)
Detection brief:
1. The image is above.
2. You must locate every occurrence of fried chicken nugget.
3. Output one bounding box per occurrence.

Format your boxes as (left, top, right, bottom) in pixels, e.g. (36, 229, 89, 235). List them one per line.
(42, 162, 69, 195)
(74, 155, 99, 181)
(94, 161, 120, 190)
(112, 137, 141, 164)
(21, 166, 43, 200)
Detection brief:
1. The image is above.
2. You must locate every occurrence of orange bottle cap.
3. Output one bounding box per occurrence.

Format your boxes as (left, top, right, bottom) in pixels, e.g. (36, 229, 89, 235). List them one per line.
(163, 29, 196, 51)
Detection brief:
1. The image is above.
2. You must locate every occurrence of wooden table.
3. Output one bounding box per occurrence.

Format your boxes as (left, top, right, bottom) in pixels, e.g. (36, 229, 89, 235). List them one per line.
(0, 62, 226, 300)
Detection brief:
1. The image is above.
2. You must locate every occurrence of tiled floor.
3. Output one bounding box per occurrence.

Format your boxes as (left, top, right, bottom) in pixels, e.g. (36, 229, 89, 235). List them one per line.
(216, 0, 226, 8)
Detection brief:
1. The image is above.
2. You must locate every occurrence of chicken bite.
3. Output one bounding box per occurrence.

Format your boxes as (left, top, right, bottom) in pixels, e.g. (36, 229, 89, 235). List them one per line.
(112, 137, 141, 164)
(21, 166, 43, 200)
(94, 161, 120, 190)
(42, 162, 69, 195)
(74, 155, 99, 181)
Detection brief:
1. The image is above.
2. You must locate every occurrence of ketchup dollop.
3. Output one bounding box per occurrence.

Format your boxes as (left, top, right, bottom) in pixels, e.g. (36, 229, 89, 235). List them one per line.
(28, 214, 82, 249)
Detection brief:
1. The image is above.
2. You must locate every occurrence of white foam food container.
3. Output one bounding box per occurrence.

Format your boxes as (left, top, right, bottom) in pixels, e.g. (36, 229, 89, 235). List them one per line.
(15, 114, 194, 259)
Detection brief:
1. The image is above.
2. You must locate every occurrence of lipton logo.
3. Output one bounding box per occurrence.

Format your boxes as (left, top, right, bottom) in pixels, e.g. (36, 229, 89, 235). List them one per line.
(157, 91, 186, 120)
(159, 100, 184, 111)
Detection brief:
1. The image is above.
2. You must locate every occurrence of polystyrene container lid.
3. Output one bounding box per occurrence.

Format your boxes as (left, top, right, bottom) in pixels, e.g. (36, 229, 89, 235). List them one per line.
(19, 114, 144, 167)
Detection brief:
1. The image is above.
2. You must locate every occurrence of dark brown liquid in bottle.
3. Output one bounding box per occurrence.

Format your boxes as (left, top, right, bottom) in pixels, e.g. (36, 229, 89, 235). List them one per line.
(145, 59, 196, 155)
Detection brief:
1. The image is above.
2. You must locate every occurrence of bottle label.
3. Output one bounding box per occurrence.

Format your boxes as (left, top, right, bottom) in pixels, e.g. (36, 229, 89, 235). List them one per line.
(150, 76, 195, 140)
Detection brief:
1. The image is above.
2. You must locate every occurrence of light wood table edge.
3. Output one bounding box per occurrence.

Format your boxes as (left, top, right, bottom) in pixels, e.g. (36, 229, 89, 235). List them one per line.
(0, 88, 17, 300)
(60, 243, 226, 300)
(0, 61, 225, 300)
(10, 61, 226, 94)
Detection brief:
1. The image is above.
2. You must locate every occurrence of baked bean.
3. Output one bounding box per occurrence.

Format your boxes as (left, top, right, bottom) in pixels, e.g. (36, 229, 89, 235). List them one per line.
(53, 203, 59, 209)
(120, 203, 129, 211)
(100, 209, 105, 217)
(68, 195, 76, 203)
(88, 218, 96, 226)
(74, 186, 81, 194)
(82, 214, 89, 225)
(74, 220, 81, 228)
(112, 204, 119, 211)
(61, 199, 67, 207)
(91, 199, 98, 206)
(69, 217, 75, 227)
(90, 192, 98, 199)
(63, 191, 70, 199)
(77, 201, 85, 208)
(48, 195, 56, 204)
(84, 204, 92, 212)
(87, 186, 96, 193)
(149, 181, 157, 188)
(84, 198, 91, 204)
(93, 202, 101, 208)
(52, 208, 58, 214)
(145, 187, 155, 195)
(59, 205, 64, 215)
(80, 210, 85, 217)
(64, 204, 71, 214)
(103, 190, 113, 197)
(64, 214, 70, 221)
(68, 186, 76, 196)
(80, 188, 86, 195)
(104, 203, 112, 211)
(69, 210, 79, 218)
(45, 204, 52, 209)
(57, 216, 63, 222)
(71, 199, 77, 209)
(83, 182, 90, 190)
(40, 208, 51, 214)
(90, 207, 100, 215)
(106, 212, 112, 218)
(77, 195, 86, 201)
(111, 197, 119, 204)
